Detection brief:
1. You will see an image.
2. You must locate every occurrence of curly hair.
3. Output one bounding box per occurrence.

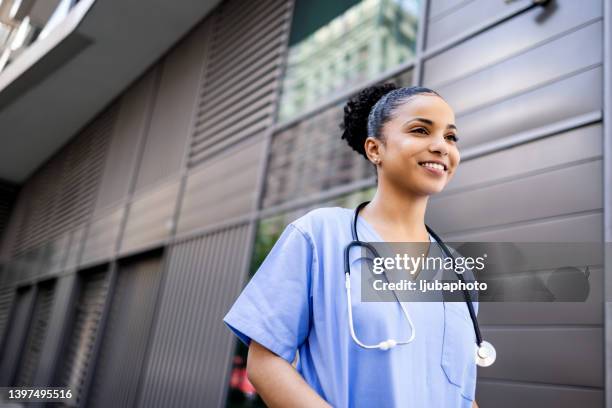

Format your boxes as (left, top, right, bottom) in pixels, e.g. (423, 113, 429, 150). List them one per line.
(339, 83, 440, 160)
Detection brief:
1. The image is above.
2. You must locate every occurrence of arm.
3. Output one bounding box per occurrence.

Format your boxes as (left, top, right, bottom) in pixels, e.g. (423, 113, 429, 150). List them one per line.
(247, 340, 331, 408)
(472, 400, 479, 408)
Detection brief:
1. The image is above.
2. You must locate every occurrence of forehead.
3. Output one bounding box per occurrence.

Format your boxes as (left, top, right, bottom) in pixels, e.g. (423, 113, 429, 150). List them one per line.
(390, 94, 455, 124)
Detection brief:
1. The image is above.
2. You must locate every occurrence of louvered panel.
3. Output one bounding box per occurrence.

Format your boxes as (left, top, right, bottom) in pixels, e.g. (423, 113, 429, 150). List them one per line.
(14, 162, 59, 254)
(0, 287, 15, 351)
(10, 106, 117, 257)
(95, 68, 159, 211)
(187, 0, 291, 169)
(0, 285, 35, 386)
(57, 268, 110, 408)
(138, 224, 251, 408)
(54, 107, 117, 235)
(14, 280, 56, 386)
(177, 138, 264, 236)
(87, 252, 163, 408)
(210, 0, 279, 47)
(119, 178, 180, 255)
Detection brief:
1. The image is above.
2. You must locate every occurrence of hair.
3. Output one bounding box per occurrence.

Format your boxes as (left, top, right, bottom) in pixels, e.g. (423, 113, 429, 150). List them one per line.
(340, 83, 441, 160)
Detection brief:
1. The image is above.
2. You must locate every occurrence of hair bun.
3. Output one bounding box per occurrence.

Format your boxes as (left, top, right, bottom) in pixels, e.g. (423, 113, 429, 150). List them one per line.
(340, 82, 398, 158)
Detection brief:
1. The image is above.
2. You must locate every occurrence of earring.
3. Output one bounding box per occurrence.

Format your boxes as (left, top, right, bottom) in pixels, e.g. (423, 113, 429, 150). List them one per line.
(373, 158, 380, 165)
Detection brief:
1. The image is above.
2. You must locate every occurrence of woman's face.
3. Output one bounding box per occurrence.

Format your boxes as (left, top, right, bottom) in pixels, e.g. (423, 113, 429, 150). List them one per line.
(368, 94, 460, 196)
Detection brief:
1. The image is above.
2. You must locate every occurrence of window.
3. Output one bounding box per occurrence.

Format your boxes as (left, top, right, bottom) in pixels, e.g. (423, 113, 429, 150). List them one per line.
(277, 0, 420, 122)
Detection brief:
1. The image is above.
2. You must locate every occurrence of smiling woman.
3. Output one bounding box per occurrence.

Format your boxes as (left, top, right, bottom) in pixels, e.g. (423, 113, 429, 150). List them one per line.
(223, 83, 480, 408)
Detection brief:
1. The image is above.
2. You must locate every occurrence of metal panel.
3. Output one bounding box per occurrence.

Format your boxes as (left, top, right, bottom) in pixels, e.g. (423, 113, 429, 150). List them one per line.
(477, 272, 602, 326)
(14, 280, 56, 386)
(480, 328, 603, 387)
(476, 381, 603, 408)
(38, 233, 71, 276)
(0, 285, 35, 386)
(446, 124, 602, 194)
(138, 224, 251, 408)
(187, 0, 292, 169)
(428, 160, 602, 234)
(427, 0, 531, 49)
(455, 66, 602, 149)
(56, 267, 111, 408)
(64, 225, 87, 271)
(32, 274, 78, 387)
(87, 251, 163, 408)
(95, 68, 160, 211)
(435, 20, 603, 116)
(80, 207, 125, 267)
(423, 0, 602, 86)
(428, 0, 471, 21)
(134, 22, 210, 192)
(0, 286, 15, 356)
(177, 138, 265, 236)
(120, 178, 180, 255)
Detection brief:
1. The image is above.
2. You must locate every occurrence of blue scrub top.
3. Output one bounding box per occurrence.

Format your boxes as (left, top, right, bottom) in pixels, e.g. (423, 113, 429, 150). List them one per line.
(224, 207, 478, 407)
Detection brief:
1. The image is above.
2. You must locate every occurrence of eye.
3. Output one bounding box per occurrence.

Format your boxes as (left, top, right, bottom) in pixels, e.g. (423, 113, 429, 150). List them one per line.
(445, 134, 459, 142)
(412, 127, 428, 135)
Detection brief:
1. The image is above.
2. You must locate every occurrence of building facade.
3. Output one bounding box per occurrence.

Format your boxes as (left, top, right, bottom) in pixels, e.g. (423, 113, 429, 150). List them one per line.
(0, 0, 610, 407)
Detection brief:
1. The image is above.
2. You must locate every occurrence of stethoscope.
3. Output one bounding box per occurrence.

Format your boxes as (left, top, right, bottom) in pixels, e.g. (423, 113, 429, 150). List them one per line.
(344, 201, 496, 367)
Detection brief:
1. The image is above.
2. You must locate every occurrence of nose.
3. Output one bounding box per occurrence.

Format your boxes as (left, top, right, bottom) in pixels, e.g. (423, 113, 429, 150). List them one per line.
(428, 135, 449, 156)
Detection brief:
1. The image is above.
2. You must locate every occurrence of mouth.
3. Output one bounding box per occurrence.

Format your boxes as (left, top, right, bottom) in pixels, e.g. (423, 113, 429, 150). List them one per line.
(418, 161, 447, 172)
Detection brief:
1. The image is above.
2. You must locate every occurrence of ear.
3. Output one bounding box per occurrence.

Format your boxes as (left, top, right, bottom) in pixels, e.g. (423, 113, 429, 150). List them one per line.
(364, 136, 383, 164)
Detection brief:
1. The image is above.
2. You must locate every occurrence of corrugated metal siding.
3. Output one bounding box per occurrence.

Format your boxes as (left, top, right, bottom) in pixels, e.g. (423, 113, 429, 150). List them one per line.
(134, 21, 211, 192)
(187, 0, 292, 169)
(87, 252, 163, 408)
(138, 224, 251, 408)
(0, 286, 15, 353)
(120, 178, 180, 255)
(177, 137, 264, 236)
(95, 68, 160, 212)
(56, 267, 111, 407)
(14, 280, 56, 386)
(0, 285, 35, 386)
(424, 0, 604, 405)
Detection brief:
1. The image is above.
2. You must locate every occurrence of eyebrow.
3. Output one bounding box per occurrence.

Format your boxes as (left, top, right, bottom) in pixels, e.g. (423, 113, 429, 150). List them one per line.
(402, 117, 457, 131)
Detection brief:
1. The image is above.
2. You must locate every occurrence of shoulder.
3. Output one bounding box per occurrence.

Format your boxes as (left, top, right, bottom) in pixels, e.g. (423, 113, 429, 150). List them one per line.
(290, 206, 352, 242)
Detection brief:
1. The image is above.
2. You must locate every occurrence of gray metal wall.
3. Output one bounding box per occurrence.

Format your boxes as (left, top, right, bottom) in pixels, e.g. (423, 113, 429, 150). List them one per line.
(0, 0, 608, 407)
(423, 1, 604, 405)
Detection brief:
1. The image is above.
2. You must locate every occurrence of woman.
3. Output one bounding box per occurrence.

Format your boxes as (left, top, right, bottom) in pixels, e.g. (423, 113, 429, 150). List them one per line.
(224, 84, 480, 407)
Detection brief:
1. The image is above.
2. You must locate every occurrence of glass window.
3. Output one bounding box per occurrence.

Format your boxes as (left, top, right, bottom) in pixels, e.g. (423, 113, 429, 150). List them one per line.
(265, 69, 412, 208)
(277, 0, 420, 122)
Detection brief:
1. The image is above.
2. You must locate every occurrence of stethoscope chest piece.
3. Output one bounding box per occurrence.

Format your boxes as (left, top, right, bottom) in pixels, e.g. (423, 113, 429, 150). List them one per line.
(475, 341, 496, 367)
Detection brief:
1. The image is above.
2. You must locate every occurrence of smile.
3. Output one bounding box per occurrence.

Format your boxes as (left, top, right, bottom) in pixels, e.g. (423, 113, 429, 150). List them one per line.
(418, 161, 447, 172)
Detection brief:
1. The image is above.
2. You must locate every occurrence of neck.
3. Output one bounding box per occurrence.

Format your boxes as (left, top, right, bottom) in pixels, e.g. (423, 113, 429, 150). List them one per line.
(362, 179, 429, 241)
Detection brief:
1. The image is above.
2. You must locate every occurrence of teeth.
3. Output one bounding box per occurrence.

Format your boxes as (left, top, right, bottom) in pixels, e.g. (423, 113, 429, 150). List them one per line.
(420, 162, 445, 171)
